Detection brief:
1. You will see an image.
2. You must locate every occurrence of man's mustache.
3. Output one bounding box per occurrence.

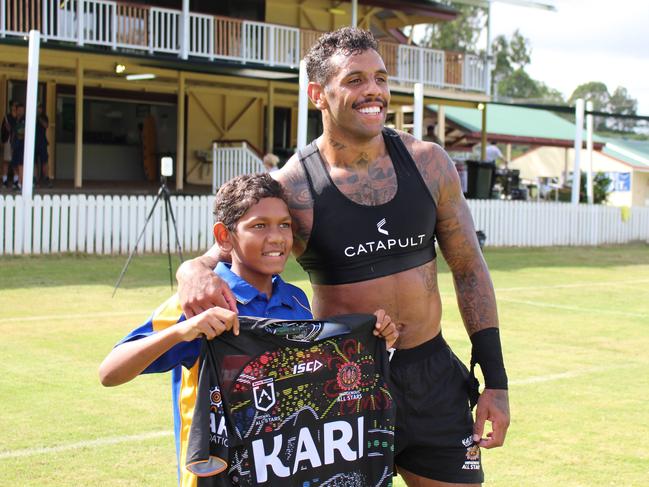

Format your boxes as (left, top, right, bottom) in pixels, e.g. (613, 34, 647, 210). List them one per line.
(352, 97, 388, 109)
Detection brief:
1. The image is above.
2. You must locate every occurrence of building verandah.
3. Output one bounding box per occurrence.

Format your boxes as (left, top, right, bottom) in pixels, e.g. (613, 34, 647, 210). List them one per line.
(0, 39, 488, 194)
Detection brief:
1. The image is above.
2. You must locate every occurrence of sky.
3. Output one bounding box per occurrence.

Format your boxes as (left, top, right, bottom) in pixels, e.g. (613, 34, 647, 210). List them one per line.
(488, 0, 649, 114)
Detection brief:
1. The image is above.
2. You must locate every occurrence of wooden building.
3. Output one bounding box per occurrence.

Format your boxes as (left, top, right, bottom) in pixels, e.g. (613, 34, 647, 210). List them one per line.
(0, 0, 489, 191)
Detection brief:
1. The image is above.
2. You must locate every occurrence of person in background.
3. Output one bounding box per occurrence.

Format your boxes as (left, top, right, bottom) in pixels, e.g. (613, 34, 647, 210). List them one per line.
(485, 141, 507, 168)
(262, 152, 280, 173)
(1, 100, 17, 189)
(10, 102, 25, 191)
(35, 103, 51, 187)
(423, 124, 442, 146)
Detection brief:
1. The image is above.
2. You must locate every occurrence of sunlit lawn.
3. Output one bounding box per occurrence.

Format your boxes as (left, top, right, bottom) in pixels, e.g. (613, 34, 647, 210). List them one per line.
(1, 244, 648, 486)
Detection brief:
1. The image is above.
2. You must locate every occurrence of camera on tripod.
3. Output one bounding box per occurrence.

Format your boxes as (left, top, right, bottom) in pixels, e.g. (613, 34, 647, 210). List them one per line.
(113, 156, 184, 295)
(161, 156, 173, 178)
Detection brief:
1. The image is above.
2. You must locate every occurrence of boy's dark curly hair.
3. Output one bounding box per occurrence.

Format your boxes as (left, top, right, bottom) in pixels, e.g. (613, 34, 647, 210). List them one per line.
(304, 27, 378, 84)
(213, 173, 288, 230)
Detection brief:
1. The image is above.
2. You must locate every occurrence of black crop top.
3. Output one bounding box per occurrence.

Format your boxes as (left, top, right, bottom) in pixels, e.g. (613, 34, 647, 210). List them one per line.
(296, 128, 437, 285)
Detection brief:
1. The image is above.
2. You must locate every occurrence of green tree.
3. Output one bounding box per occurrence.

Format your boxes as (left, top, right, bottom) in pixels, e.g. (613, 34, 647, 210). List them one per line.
(580, 172, 611, 204)
(508, 29, 531, 68)
(491, 30, 564, 104)
(608, 86, 638, 132)
(568, 82, 610, 130)
(537, 82, 566, 105)
(421, 4, 485, 52)
(568, 81, 610, 110)
(497, 68, 541, 99)
(417, 8, 566, 105)
(491, 34, 512, 86)
(568, 82, 638, 132)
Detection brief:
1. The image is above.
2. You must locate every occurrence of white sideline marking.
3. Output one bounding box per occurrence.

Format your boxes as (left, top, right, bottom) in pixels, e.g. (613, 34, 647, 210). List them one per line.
(0, 310, 152, 324)
(0, 366, 640, 460)
(441, 278, 649, 299)
(496, 278, 649, 293)
(510, 365, 635, 386)
(0, 431, 173, 460)
(498, 297, 648, 318)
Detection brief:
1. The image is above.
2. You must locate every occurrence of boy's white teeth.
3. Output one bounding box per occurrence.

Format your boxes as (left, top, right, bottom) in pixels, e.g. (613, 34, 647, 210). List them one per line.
(264, 252, 282, 256)
(358, 107, 380, 114)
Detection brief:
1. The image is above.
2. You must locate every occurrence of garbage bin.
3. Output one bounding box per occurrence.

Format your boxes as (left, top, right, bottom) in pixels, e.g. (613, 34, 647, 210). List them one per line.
(465, 160, 496, 199)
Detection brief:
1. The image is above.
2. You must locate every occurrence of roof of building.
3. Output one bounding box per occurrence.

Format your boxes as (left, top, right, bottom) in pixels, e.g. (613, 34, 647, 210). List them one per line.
(429, 103, 607, 149)
(361, 0, 457, 18)
(602, 138, 649, 171)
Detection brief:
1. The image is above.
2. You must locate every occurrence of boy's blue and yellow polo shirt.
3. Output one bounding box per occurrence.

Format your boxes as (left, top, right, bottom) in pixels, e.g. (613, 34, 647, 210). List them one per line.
(117, 262, 312, 486)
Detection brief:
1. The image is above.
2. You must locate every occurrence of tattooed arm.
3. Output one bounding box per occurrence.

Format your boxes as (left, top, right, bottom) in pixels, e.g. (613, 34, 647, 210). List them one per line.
(399, 131, 498, 335)
(435, 160, 499, 335)
(273, 155, 314, 257)
(175, 244, 238, 318)
(403, 132, 510, 449)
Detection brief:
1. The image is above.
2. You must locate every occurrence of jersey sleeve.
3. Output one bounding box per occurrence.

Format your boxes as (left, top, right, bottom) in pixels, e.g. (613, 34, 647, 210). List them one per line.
(185, 340, 230, 478)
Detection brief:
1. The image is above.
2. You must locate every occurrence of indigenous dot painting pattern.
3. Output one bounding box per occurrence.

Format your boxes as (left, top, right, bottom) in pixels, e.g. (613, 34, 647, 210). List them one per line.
(188, 316, 396, 487)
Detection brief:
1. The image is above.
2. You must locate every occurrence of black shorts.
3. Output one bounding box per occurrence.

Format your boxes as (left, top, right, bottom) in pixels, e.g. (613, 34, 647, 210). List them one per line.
(390, 332, 484, 484)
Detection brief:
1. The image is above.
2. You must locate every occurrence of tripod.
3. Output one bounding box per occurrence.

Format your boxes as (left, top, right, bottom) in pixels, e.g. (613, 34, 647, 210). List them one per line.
(113, 176, 184, 296)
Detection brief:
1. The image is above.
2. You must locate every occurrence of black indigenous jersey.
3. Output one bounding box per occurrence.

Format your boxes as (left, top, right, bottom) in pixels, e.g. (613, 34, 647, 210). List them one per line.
(186, 314, 395, 487)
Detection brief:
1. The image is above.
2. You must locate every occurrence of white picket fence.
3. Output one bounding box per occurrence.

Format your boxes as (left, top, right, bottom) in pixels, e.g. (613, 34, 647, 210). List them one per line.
(0, 195, 647, 255)
(469, 200, 649, 247)
(0, 193, 215, 255)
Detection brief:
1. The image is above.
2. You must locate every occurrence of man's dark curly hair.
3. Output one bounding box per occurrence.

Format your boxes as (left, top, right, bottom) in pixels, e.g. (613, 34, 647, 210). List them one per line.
(213, 173, 288, 230)
(304, 27, 378, 85)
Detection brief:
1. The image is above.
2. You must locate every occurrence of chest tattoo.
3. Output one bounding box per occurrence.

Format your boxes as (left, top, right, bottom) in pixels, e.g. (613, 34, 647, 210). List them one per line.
(332, 154, 397, 206)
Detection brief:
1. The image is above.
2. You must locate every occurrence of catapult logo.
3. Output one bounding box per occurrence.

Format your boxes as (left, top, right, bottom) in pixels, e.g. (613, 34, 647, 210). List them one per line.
(343, 232, 427, 258)
(376, 218, 389, 235)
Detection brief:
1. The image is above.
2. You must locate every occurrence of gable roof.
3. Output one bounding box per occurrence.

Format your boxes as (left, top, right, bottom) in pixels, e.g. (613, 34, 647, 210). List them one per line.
(430, 103, 606, 149)
(602, 138, 649, 171)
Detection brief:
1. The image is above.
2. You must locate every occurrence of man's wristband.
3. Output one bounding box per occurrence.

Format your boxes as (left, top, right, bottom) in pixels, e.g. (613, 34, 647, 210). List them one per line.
(470, 327, 508, 390)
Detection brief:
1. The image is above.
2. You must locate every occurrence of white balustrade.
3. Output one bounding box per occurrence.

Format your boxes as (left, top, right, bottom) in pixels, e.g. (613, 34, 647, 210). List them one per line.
(0, 0, 486, 93)
(151, 6, 179, 53)
(188, 12, 213, 59)
(212, 143, 265, 190)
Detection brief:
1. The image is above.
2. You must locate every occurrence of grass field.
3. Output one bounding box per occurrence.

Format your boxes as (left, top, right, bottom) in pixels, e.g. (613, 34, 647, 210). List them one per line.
(1, 245, 648, 486)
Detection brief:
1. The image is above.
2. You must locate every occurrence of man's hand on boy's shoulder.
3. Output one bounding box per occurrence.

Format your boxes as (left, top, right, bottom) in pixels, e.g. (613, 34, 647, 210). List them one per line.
(178, 307, 239, 341)
(373, 309, 399, 350)
(177, 248, 237, 318)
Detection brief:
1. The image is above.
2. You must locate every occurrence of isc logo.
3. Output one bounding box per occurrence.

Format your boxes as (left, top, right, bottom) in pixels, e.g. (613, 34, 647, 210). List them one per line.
(292, 359, 323, 375)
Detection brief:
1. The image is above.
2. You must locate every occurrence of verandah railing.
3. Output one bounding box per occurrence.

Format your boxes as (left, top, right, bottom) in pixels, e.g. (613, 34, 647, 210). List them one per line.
(211, 141, 265, 190)
(0, 0, 488, 92)
(2, 196, 648, 255)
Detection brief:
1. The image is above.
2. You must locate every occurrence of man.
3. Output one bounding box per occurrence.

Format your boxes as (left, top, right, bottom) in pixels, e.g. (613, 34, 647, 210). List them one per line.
(35, 103, 51, 187)
(10, 102, 25, 191)
(424, 124, 442, 146)
(177, 27, 509, 487)
(484, 141, 506, 168)
(1, 100, 17, 189)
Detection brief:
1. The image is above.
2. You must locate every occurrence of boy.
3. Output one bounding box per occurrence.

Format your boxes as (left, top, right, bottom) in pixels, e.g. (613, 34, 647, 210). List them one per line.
(10, 102, 25, 191)
(99, 173, 397, 486)
(1, 100, 17, 188)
